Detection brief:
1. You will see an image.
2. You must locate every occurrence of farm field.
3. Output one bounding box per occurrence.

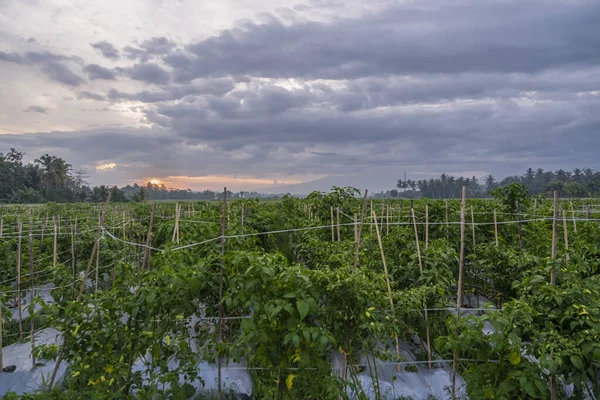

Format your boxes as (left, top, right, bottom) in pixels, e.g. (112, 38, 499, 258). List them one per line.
(0, 186, 599, 399)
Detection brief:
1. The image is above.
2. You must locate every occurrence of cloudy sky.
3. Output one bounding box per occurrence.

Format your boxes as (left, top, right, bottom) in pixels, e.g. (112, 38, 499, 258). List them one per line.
(0, 0, 599, 192)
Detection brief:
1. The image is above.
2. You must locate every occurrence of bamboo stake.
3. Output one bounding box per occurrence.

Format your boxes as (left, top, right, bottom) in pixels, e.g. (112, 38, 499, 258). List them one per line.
(354, 190, 369, 269)
(95, 225, 100, 294)
(53, 216, 57, 268)
(562, 209, 569, 265)
(372, 210, 401, 373)
(425, 204, 429, 249)
(241, 203, 245, 226)
(411, 203, 431, 369)
(370, 200, 373, 233)
(569, 200, 577, 233)
(0, 217, 3, 238)
(533, 198, 537, 217)
(172, 203, 179, 242)
(141, 203, 156, 271)
(218, 187, 227, 400)
(386, 204, 390, 236)
(381, 199, 385, 232)
(330, 207, 335, 241)
(17, 218, 23, 339)
(336, 207, 341, 241)
(551, 191, 558, 285)
(471, 206, 476, 248)
(451, 186, 466, 400)
(28, 212, 36, 369)
(354, 213, 358, 244)
(493, 209, 499, 247)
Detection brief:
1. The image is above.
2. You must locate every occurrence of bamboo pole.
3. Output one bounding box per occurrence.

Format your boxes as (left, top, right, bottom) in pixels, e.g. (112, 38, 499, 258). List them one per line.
(336, 207, 341, 241)
(354, 190, 369, 269)
(28, 212, 36, 369)
(386, 204, 390, 236)
(353, 214, 358, 244)
(141, 203, 156, 271)
(218, 187, 227, 400)
(0, 217, 3, 238)
(471, 206, 476, 248)
(493, 209, 499, 247)
(53, 216, 57, 268)
(95, 225, 100, 294)
(425, 204, 429, 249)
(569, 200, 577, 233)
(370, 200, 373, 233)
(372, 210, 401, 373)
(515, 200, 525, 255)
(451, 186, 466, 400)
(562, 209, 569, 265)
(241, 203, 245, 226)
(172, 203, 179, 242)
(533, 198, 537, 217)
(551, 191, 558, 285)
(411, 203, 431, 369)
(330, 207, 335, 241)
(17, 218, 23, 339)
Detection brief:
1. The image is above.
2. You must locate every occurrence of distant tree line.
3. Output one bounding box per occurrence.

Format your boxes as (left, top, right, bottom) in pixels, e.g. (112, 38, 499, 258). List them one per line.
(378, 168, 600, 198)
(0, 148, 281, 204)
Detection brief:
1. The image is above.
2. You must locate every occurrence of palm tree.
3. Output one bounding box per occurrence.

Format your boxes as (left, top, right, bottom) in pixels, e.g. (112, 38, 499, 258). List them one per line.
(485, 174, 496, 194)
(34, 154, 71, 196)
(35, 154, 56, 196)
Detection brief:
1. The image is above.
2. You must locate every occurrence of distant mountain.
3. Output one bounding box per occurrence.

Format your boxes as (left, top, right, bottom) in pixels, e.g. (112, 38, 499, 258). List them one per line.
(266, 173, 400, 195)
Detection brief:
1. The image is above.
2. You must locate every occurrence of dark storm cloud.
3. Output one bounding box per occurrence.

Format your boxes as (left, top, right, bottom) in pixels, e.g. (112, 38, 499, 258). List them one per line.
(23, 105, 48, 114)
(0, 50, 84, 86)
(90, 41, 120, 59)
(83, 64, 116, 80)
(128, 63, 170, 85)
(163, 0, 600, 82)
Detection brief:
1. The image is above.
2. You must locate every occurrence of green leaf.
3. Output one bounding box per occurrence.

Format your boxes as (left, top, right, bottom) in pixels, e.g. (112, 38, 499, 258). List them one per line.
(297, 300, 309, 321)
(510, 350, 521, 366)
(570, 355, 583, 370)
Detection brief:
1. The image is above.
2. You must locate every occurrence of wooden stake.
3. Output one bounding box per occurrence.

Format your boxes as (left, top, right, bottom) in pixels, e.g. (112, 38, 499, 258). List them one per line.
(53, 216, 57, 268)
(370, 200, 373, 233)
(28, 212, 36, 369)
(354, 190, 369, 269)
(218, 187, 227, 400)
(411, 203, 431, 369)
(493, 209, 499, 247)
(551, 191, 558, 285)
(330, 207, 335, 242)
(241, 203, 245, 226)
(386, 204, 390, 236)
(451, 186, 466, 400)
(95, 224, 100, 293)
(569, 200, 577, 233)
(172, 203, 179, 242)
(353, 213, 358, 244)
(372, 210, 401, 373)
(17, 218, 23, 339)
(471, 206, 476, 248)
(533, 198, 537, 217)
(0, 217, 3, 238)
(141, 203, 156, 271)
(336, 207, 341, 241)
(425, 204, 429, 249)
(562, 209, 569, 265)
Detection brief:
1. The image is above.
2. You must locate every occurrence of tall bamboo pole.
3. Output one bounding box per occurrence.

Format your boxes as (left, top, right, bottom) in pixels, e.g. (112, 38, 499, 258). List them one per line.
(17, 218, 23, 339)
(141, 203, 156, 271)
(562, 209, 569, 266)
(451, 186, 466, 400)
(411, 203, 431, 368)
(28, 212, 36, 369)
(354, 190, 369, 269)
(569, 200, 577, 233)
(425, 204, 429, 249)
(551, 191, 558, 285)
(493, 209, 499, 247)
(218, 187, 227, 400)
(336, 207, 341, 241)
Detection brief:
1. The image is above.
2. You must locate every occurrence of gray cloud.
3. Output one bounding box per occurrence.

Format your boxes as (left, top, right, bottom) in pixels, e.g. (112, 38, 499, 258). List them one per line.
(128, 63, 170, 85)
(41, 62, 83, 86)
(23, 105, 49, 114)
(83, 64, 116, 80)
(163, 0, 600, 82)
(91, 41, 120, 59)
(123, 37, 176, 62)
(107, 78, 235, 102)
(78, 91, 105, 101)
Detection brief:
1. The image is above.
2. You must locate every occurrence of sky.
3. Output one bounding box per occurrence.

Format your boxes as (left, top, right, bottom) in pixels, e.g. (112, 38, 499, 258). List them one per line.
(0, 0, 599, 193)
